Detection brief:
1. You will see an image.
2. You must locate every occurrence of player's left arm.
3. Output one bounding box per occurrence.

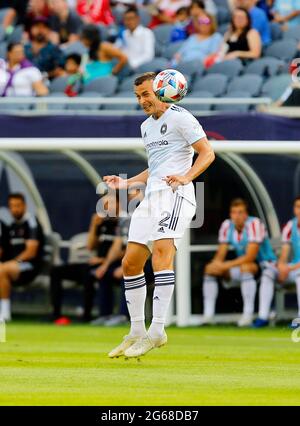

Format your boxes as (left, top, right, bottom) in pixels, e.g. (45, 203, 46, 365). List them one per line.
(164, 137, 215, 187)
(15, 240, 39, 262)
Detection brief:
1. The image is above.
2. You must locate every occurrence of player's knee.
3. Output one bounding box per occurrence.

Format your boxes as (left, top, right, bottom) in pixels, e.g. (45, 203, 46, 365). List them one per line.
(122, 256, 139, 276)
(204, 263, 213, 275)
(152, 248, 173, 271)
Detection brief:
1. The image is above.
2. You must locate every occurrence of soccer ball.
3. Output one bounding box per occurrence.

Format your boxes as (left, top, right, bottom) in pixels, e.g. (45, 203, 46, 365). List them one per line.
(153, 69, 188, 103)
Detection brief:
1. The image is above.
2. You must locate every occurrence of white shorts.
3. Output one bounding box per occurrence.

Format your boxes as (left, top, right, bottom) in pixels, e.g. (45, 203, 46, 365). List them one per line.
(263, 262, 300, 283)
(227, 261, 276, 283)
(128, 187, 196, 250)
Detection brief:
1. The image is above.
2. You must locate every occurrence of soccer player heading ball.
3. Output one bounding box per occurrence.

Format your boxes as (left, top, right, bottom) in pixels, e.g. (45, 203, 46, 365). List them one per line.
(104, 71, 215, 359)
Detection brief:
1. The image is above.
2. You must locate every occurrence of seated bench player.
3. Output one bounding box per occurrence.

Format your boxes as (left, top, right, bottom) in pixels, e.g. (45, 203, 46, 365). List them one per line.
(202, 198, 276, 327)
(0, 193, 44, 321)
(254, 196, 300, 328)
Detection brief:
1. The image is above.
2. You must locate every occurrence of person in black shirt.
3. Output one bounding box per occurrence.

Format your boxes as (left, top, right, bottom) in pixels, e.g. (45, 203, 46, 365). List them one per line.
(49, 0, 83, 46)
(50, 192, 121, 324)
(0, 193, 44, 321)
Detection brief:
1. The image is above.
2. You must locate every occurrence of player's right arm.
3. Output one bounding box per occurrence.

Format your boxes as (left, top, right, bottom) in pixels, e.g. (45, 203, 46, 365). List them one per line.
(278, 221, 293, 281)
(104, 169, 149, 190)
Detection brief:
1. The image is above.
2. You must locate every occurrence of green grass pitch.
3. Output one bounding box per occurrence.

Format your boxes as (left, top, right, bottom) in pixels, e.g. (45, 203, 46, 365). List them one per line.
(1, 323, 300, 406)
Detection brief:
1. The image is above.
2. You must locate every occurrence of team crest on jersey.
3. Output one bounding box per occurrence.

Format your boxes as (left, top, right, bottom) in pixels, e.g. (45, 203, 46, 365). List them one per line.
(160, 123, 167, 135)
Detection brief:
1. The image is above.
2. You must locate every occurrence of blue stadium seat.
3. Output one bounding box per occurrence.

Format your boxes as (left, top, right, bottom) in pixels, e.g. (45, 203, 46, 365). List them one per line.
(44, 93, 68, 111)
(118, 74, 140, 93)
(0, 41, 7, 59)
(135, 57, 169, 74)
(153, 24, 175, 55)
(270, 22, 283, 41)
(206, 59, 244, 79)
(217, 6, 231, 25)
(265, 40, 298, 62)
(163, 41, 184, 60)
(139, 8, 152, 27)
(261, 74, 291, 101)
(180, 90, 215, 111)
(214, 91, 252, 112)
(227, 74, 263, 96)
(218, 23, 230, 35)
(283, 25, 300, 41)
(83, 75, 118, 96)
(0, 26, 5, 42)
(245, 57, 285, 77)
(62, 41, 88, 57)
(6, 25, 23, 43)
(50, 76, 69, 93)
(175, 59, 205, 78)
(192, 73, 228, 96)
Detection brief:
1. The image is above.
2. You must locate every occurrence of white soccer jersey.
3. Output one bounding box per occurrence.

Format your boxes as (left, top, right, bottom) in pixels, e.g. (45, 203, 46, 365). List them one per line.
(141, 105, 206, 194)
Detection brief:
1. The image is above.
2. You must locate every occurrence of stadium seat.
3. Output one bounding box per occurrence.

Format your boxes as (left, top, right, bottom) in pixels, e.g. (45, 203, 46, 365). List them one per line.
(139, 8, 152, 27)
(118, 74, 140, 93)
(245, 57, 285, 77)
(214, 91, 252, 112)
(83, 75, 118, 96)
(0, 26, 5, 42)
(97, 24, 109, 41)
(163, 41, 184, 60)
(153, 24, 175, 55)
(261, 74, 291, 101)
(7, 25, 23, 43)
(102, 91, 137, 111)
(0, 41, 7, 59)
(50, 76, 69, 93)
(227, 74, 263, 96)
(269, 22, 283, 41)
(192, 73, 228, 96)
(265, 40, 298, 62)
(62, 41, 88, 57)
(180, 90, 215, 111)
(218, 23, 230, 35)
(206, 59, 243, 79)
(175, 59, 205, 78)
(135, 57, 169, 74)
(283, 25, 300, 41)
(217, 6, 231, 25)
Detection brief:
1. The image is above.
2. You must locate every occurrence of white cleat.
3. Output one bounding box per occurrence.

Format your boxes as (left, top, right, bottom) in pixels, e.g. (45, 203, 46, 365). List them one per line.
(108, 335, 140, 358)
(124, 331, 168, 359)
(237, 315, 253, 327)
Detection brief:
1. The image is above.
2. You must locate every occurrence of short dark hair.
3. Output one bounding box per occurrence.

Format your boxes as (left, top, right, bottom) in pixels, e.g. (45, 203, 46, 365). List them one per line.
(191, 0, 205, 9)
(66, 53, 82, 66)
(294, 196, 300, 204)
(134, 72, 156, 87)
(8, 193, 26, 204)
(124, 6, 139, 16)
(230, 198, 248, 211)
(176, 7, 190, 16)
(7, 42, 22, 53)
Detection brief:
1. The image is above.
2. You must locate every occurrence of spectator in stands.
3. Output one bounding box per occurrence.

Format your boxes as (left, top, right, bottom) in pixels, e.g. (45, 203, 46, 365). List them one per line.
(187, 0, 214, 35)
(63, 53, 83, 96)
(0, 193, 44, 322)
(25, 0, 51, 34)
(117, 7, 155, 71)
(50, 193, 121, 324)
(272, 0, 300, 29)
(256, 0, 274, 20)
(223, 7, 262, 61)
(25, 18, 64, 79)
(201, 198, 276, 327)
(148, 0, 192, 28)
(81, 25, 127, 82)
(235, 0, 271, 45)
(0, 0, 29, 32)
(76, 0, 115, 26)
(0, 42, 49, 96)
(170, 7, 190, 42)
(48, 0, 83, 46)
(172, 13, 223, 66)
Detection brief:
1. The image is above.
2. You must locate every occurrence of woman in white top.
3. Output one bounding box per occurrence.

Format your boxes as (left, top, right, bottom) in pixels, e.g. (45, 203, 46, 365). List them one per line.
(0, 42, 49, 97)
